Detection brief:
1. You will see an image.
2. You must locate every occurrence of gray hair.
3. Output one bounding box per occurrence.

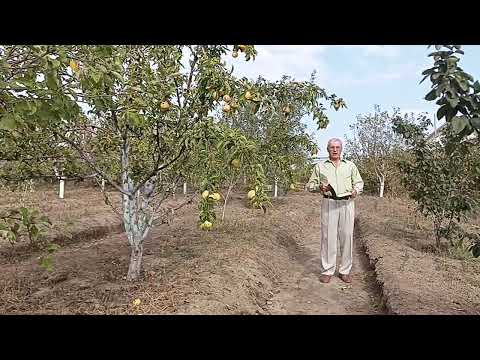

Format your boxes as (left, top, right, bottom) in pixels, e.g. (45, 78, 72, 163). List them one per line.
(326, 138, 343, 150)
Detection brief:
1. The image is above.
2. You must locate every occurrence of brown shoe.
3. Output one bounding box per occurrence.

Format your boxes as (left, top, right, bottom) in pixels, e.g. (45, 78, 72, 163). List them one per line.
(320, 275, 332, 283)
(339, 273, 352, 283)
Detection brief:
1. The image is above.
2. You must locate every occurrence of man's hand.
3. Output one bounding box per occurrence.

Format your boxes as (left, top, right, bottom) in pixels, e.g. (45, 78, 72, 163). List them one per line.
(320, 184, 329, 193)
(351, 189, 357, 199)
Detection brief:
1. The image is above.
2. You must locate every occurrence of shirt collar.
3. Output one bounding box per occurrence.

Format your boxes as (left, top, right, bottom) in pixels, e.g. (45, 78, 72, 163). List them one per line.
(325, 158, 347, 164)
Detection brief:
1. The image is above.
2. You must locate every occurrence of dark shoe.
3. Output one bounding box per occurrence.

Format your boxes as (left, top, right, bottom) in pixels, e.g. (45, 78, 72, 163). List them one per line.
(339, 273, 352, 283)
(320, 275, 332, 283)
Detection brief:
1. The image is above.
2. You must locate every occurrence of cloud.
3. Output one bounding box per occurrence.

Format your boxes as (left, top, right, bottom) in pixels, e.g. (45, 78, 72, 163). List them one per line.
(335, 61, 420, 88)
(224, 45, 329, 85)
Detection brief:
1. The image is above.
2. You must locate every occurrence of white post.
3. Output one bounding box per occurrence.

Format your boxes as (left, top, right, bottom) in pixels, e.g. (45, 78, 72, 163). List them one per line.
(183, 182, 187, 195)
(274, 180, 278, 198)
(59, 177, 65, 199)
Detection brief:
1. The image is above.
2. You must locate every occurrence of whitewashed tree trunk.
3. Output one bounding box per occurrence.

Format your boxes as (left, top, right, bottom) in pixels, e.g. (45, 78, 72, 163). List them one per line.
(101, 178, 106, 192)
(377, 173, 385, 198)
(121, 137, 155, 282)
(274, 179, 278, 198)
(183, 182, 187, 195)
(59, 178, 65, 199)
(243, 176, 247, 185)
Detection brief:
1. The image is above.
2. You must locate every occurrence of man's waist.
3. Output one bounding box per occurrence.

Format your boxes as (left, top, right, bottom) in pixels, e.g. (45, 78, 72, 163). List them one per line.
(323, 192, 352, 200)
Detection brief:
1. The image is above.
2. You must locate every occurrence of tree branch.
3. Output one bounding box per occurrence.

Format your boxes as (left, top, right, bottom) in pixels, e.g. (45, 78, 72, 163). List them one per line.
(52, 129, 130, 196)
(131, 143, 187, 195)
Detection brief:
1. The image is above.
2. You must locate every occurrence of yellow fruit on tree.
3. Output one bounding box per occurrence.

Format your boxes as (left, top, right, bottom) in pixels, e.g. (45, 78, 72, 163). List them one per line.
(202, 190, 209, 199)
(232, 51, 238, 58)
(238, 45, 247, 52)
(247, 190, 256, 199)
(69, 59, 79, 73)
(223, 104, 231, 113)
(223, 94, 231, 103)
(200, 221, 213, 230)
(160, 101, 170, 111)
(133, 298, 141, 306)
(231, 159, 241, 168)
(245, 91, 253, 100)
(209, 192, 221, 201)
(283, 106, 291, 114)
(290, 184, 296, 190)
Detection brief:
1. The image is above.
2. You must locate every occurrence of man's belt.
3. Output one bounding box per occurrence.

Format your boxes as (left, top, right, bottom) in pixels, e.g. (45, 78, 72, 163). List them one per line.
(323, 195, 351, 201)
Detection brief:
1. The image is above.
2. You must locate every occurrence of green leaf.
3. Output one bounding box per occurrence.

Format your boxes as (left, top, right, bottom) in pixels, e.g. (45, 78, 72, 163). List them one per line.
(447, 96, 460, 108)
(425, 89, 438, 101)
(470, 117, 480, 131)
(47, 243, 61, 253)
(451, 116, 469, 134)
(473, 81, 480, 94)
(437, 105, 448, 120)
(46, 71, 59, 90)
(91, 71, 101, 84)
(0, 114, 17, 130)
(422, 68, 436, 76)
(30, 225, 39, 239)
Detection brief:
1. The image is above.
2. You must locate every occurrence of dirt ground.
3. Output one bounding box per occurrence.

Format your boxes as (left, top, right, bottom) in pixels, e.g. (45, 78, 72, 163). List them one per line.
(0, 187, 383, 315)
(357, 196, 480, 315)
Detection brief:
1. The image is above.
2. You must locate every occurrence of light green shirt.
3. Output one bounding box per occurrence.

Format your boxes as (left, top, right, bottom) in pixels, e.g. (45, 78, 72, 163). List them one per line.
(307, 159, 364, 197)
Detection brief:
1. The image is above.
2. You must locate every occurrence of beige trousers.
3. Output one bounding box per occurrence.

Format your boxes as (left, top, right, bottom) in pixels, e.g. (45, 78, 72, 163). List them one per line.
(320, 198, 355, 276)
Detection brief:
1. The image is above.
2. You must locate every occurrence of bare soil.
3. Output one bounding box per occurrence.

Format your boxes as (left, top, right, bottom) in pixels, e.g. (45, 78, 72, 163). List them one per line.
(357, 196, 480, 315)
(0, 187, 382, 315)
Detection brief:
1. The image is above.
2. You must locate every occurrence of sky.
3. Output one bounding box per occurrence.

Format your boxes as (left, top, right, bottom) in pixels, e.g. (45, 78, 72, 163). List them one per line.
(223, 45, 480, 156)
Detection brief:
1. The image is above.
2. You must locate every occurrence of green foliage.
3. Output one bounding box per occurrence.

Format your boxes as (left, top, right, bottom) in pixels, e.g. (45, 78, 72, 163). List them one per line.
(222, 73, 344, 191)
(0, 207, 51, 247)
(393, 116, 480, 248)
(423, 45, 480, 141)
(345, 105, 409, 197)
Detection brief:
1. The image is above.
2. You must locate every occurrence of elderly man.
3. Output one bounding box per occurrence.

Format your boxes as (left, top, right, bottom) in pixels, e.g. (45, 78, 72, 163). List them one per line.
(307, 138, 364, 284)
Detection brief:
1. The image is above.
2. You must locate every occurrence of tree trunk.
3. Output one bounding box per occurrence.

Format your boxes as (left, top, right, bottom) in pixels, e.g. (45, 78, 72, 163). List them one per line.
(377, 173, 385, 198)
(183, 182, 187, 195)
(127, 243, 143, 281)
(121, 136, 154, 282)
(274, 180, 278, 198)
(59, 178, 65, 199)
(222, 182, 235, 222)
(101, 178, 106, 192)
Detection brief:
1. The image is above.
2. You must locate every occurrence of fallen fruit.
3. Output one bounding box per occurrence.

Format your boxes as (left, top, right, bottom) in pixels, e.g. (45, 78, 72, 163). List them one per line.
(247, 190, 256, 199)
(202, 190, 209, 199)
(133, 298, 141, 306)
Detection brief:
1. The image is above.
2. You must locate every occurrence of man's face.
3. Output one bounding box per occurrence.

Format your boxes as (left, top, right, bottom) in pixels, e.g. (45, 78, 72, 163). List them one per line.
(327, 141, 342, 160)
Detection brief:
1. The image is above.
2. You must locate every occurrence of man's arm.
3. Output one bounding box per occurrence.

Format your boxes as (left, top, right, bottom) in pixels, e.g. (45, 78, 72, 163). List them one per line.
(307, 164, 328, 193)
(306, 164, 319, 192)
(351, 163, 364, 197)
